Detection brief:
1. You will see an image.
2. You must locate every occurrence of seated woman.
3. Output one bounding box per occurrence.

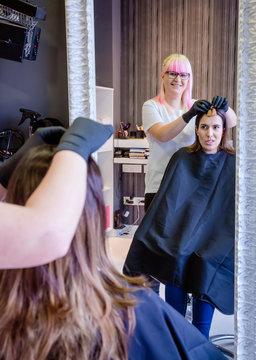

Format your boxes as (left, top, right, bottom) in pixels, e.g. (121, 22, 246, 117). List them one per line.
(0, 145, 225, 359)
(123, 107, 235, 339)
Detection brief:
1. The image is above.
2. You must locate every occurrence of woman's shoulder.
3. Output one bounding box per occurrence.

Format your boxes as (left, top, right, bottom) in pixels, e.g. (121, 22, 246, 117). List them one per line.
(143, 97, 161, 108)
(223, 150, 236, 169)
(129, 288, 226, 360)
(172, 147, 191, 160)
(131, 288, 174, 322)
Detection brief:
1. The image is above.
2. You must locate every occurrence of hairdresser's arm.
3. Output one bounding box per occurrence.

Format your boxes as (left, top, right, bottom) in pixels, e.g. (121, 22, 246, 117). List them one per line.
(0, 117, 113, 269)
(145, 100, 211, 142)
(211, 96, 237, 128)
(147, 117, 187, 142)
(143, 100, 187, 142)
(0, 151, 86, 269)
(225, 107, 237, 128)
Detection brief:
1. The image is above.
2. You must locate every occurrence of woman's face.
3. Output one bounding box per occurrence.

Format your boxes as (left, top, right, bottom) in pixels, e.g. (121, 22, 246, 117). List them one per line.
(162, 70, 189, 96)
(196, 115, 224, 154)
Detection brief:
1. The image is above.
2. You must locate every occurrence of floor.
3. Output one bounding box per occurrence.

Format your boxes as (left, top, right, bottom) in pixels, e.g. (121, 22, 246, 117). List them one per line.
(106, 226, 234, 358)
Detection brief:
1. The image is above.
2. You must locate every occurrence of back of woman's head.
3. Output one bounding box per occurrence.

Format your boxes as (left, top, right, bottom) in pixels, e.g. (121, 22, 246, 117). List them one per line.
(1, 145, 145, 360)
(160, 53, 193, 109)
(6, 145, 55, 205)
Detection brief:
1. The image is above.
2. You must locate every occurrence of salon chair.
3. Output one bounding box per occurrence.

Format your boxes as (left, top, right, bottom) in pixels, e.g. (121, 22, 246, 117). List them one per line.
(185, 295, 234, 358)
(210, 334, 234, 358)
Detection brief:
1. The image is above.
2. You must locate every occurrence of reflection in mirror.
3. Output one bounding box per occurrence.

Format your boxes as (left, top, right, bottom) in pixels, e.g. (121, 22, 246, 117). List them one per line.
(119, 0, 238, 225)
(67, 0, 256, 358)
(118, 1, 237, 349)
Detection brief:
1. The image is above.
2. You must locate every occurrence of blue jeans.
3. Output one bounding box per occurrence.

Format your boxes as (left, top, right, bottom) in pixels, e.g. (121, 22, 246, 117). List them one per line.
(165, 284, 215, 339)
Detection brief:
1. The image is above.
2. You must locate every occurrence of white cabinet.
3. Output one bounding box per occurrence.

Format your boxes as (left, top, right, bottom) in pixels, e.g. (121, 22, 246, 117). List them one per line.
(96, 86, 114, 234)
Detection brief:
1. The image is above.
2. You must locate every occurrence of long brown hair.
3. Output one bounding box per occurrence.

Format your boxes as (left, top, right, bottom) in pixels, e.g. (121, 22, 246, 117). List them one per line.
(0, 145, 146, 360)
(187, 109, 235, 155)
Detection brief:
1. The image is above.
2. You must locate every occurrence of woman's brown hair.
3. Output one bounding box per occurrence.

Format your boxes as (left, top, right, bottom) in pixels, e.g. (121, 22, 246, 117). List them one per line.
(187, 109, 235, 155)
(0, 145, 146, 360)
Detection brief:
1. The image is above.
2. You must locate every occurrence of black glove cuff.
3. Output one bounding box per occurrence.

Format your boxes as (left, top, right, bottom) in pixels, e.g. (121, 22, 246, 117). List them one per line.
(182, 113, 191, 124)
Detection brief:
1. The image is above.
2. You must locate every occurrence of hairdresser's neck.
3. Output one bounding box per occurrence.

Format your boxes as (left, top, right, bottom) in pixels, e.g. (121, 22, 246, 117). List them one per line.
(164, 92, 183, 110)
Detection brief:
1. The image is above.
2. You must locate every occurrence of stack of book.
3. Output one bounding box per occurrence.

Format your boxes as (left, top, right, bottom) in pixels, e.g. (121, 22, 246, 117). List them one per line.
(129, 148, 149, 159)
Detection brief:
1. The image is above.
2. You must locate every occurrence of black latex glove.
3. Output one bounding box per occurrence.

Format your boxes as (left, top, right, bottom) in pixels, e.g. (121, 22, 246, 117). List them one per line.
(55, 117, 114, 162)
(211, 96, 228, 112)
(182, 100, 211, 123)
(0, 127, 65, 188)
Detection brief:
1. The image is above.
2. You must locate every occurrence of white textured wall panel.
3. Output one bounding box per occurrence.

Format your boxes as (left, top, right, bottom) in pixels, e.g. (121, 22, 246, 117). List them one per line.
(236, 0, 256, 359)
(65, 0, 96, 123)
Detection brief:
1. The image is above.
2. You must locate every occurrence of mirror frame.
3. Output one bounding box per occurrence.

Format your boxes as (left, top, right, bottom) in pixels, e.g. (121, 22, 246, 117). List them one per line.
(65, 0, 256, 358)
(235, 0, 256, 358)
(64, 0, 96, 123)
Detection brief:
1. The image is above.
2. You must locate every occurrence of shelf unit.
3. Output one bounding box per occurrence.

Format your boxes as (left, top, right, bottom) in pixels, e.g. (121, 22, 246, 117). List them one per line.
(114, 137, 149, 170)
(96, 86, 114, 234)
(113, 137, 149, 226)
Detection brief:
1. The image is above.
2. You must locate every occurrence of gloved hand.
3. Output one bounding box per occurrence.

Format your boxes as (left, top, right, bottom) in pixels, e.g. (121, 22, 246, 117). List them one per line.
(55, 117, 114, 162)
(0, 126, 65, 188)
(211, 96, 229, 112)
(182, 100, 211, 123)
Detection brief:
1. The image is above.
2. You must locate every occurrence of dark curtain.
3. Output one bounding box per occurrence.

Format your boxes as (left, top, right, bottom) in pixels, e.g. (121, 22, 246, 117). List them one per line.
(121, 0, 238, 129)
(119, 0, 238, 225)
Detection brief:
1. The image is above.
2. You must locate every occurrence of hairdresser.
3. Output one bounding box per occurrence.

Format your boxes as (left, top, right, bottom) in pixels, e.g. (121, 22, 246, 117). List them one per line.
(0, 117, 113, 269)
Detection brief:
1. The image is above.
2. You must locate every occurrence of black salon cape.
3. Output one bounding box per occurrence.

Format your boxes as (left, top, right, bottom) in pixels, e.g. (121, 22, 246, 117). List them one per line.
(128, 289, 226, 359)
(124, 148, 235, 314)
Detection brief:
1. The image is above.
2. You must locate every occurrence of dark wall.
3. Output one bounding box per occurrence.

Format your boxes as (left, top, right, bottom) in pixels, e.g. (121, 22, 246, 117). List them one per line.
(0, 0, 69, 138)
(94, 0, 122, 214)
(94, 0, 113, 88)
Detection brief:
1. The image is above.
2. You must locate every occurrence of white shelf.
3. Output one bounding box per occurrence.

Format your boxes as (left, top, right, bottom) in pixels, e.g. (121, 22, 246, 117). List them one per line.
(114, 138, 149, 148)
(114, 157, 148, 164)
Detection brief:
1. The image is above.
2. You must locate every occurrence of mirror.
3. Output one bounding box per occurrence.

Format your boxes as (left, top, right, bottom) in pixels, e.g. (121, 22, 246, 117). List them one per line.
(105, 0, 236, 345)
(65, 0, 256, 357)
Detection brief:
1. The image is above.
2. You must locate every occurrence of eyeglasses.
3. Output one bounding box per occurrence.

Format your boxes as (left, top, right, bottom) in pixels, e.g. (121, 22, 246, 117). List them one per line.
(165, 71, 190, 80)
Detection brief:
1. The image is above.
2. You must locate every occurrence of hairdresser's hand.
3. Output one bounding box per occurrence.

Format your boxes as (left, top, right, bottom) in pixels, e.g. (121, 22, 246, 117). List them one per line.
(55, 117, 114, 162)
(211, 96, 228, 112)
(0, 127, 65, 188)
(182, 100, 211, 123)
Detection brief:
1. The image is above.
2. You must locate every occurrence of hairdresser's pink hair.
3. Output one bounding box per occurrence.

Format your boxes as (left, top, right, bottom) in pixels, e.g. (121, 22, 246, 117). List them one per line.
(158, 54, 193, 109)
